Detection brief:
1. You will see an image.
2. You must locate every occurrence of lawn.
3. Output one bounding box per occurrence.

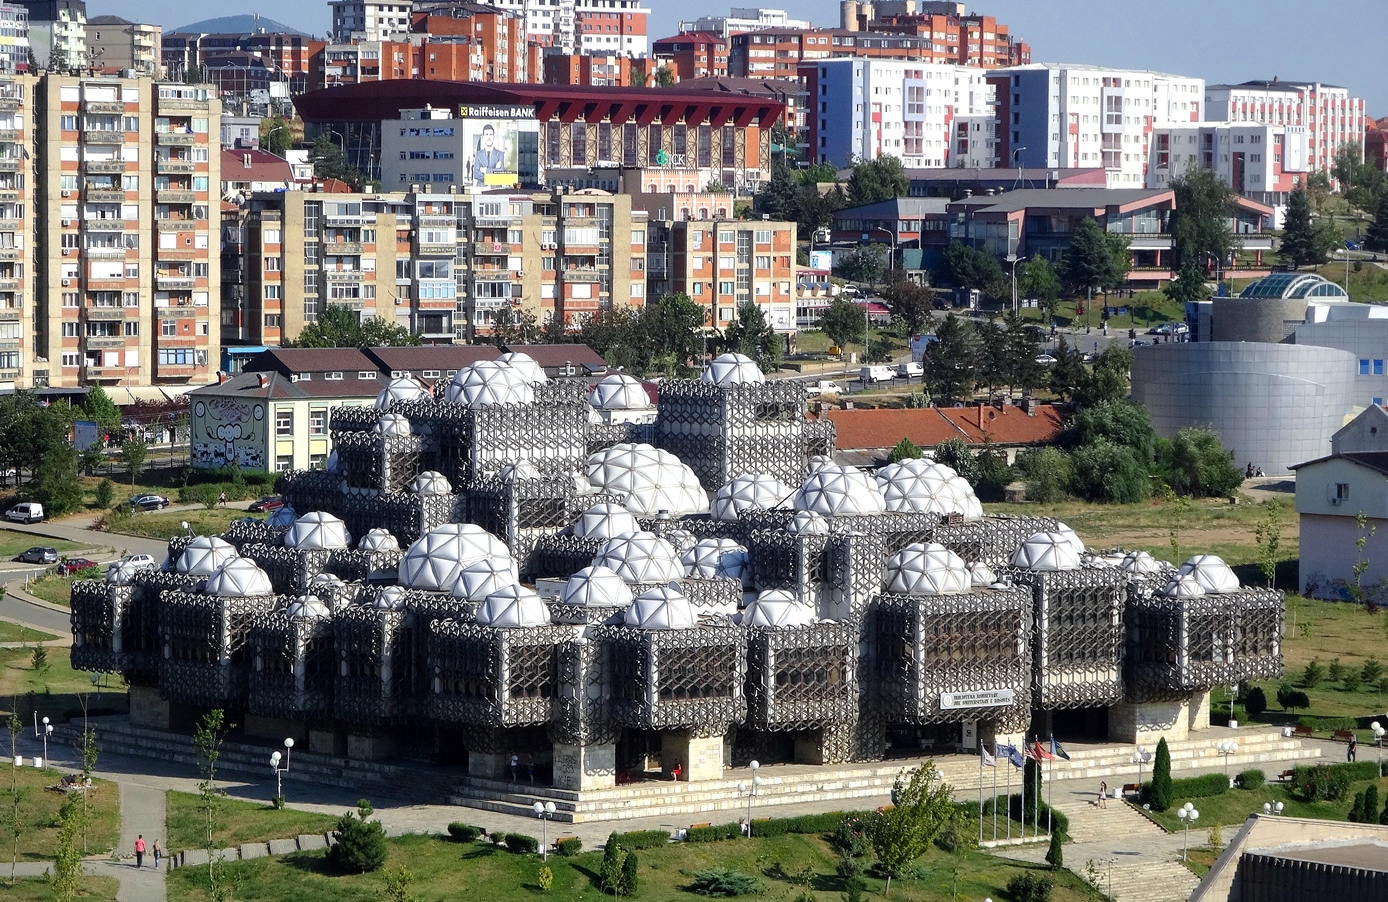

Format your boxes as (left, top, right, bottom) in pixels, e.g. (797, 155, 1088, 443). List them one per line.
(105, 509, 248, 541)
(166, 791, 340, 852)
(792, 326, 909, 359)
(24, 573, 79, 607)
(4, 876, 118, 900)
(0, 529, 83, 560)
(1018, 289, 1186, 332)
(0, 766, 121, 860)
(0, 621, 56, 643)
(0, 646, 129, 720)
(1137, 775, 1388, 833)
(167, 830, 1099, 902)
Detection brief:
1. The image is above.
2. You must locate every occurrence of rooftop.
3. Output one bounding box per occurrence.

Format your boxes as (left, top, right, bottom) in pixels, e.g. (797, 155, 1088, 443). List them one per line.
(817, 403, 1066, 453)
(1290, 451, 1388, 475)
(1266, 840, 1388, 872)
(834, 197, 951, 219)
(188, 371, 379, 401)
(1239, 272, 1348, 300)
(947, 187, 1175, 215)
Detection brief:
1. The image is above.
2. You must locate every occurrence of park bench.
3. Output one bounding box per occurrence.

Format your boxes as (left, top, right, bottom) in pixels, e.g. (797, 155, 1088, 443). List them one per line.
(689, 823, 711, 830)
(1292, 725, 1314, 738)
(1332, 729, 1357, 743)
(1278, 769, 1295, 782)
(1122, 783, 1141, 796)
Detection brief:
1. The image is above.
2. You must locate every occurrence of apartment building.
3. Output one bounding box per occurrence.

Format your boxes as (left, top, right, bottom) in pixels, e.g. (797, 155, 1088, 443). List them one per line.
(657, 218, 797, 331)
(992, 64, 1204, 188)
(84, 15, 159, 76)
(864, 11, 1028, 68)
(805, 58, 997, 169)
(162, 32, 325, 94)
(312, 30, 538, 89)
(0, 3, 29, 75)
(1147, 122, 1308, 224)
(0, 73, 33, 390)
(332, 1, 650, 56)
(33, 76, 220, 391)
(1205, 80, 1366, 180)
(677, 8, 811, 39)
(17, 0, 84, 70)
(543, 51, 655, 87)
(651, 32, 728, 82)
(729, 28, 931, 81)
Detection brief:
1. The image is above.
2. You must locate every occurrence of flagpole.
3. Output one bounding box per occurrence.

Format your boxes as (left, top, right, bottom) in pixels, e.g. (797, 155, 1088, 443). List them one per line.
(1031, 737, 1039, 839)
(993, 745, 1000, 842)
(1047, 734, 1055, 835)
(1017, 746, 1024, 841)
(978, 745, 984, 845)
(1002, 746, 1009, 841)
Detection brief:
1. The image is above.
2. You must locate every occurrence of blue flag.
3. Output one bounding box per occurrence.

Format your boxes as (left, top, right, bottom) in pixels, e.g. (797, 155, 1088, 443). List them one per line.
(1004, 744, 1025, 768)
(1050, 736, 1071, 761)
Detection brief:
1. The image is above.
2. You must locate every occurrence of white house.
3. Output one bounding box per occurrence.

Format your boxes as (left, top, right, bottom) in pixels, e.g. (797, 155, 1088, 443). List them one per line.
(1291, 435, 1388, 602)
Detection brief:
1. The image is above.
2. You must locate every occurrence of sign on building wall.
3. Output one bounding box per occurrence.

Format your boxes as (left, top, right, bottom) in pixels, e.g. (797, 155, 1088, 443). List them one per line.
(191, 397, 267, 470)
(457, 116, 519, 188)
(939, 689, 1015, 710)
(71, 420, 101, 452)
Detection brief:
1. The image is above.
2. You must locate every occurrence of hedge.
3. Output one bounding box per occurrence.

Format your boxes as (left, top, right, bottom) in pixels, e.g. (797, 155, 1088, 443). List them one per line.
(1142, 773, 1228, 805)
(1292, 761, 1380, 785)
(504, 833, 539, 854)
(686, 823, 742, 843)
(685, 811, 874, 843)
(447, 823, 482, 842)
(1297, 716, 1363, 733)
(185, 467, 281, 489)
(556, 837, 583, 856)
(611, 830, 670, 850)
(1235, 769, 1265, 790)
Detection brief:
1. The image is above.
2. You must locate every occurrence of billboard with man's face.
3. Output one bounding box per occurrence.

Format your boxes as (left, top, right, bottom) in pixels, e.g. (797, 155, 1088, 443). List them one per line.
(462, 119, 518, 188)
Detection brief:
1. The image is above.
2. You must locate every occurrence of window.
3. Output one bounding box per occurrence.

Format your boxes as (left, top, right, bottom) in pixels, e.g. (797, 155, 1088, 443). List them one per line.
(325, 371, 343, 381)
(1376, 360, 1384, 376)
(1335, 482, 1350, 504)
(357, 371, 377, 380)
(265, 257, 280, 272)
(275, 410, 292, 437)
(309, 410, 327, 435)
(1361, 359, 1371, 375)
(275, 455, 293, 473)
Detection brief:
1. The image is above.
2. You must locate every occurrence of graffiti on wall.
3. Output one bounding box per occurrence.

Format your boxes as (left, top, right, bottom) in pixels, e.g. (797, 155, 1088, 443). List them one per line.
(191, 397, 267, 469)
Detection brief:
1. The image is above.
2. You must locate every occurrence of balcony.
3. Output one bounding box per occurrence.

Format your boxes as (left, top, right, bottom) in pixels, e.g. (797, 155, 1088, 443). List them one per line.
(0, 278, 19, 291)
(83, 101, 125, 114)
(84, 161, 125, 175)
(0, 129, 21, 143)
(0, 308, 19, 320)
(0, 97, 21, 112)
(324, 216, 363, 228)
(0, 249, 16, 261)
(0, 220, 20, 231)
(85, 308, 125, 321)
(83, 336, 126, 350)
(81, 129, 123, 144)
(157, 160, 196, 174)
(323, 242, 362, 255)
(156, 220, 195, 232)
(86, 279, 127, 291)
(562, 268, 605, 282)
(84, 248, 126, 260)
(0, 160, 17, 172)
(157, 277, 196, 292)
(325, 271, 364, 283)
(81, 366, 125, 380)
(157, 190, 197, 205)
(85, 188, 126, 204)
(158, 98, 206, 112)
(156, 246, 200, 261)
(85, 220, 125, 231)
(417, 243, 455, 257)
(417, 215, 454, 227)
(156, 132, 198, 146)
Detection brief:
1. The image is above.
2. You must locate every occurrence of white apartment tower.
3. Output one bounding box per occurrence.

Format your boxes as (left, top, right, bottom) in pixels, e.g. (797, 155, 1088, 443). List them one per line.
(1205, 80, 1366, 182)
(331, 1, 651, 56)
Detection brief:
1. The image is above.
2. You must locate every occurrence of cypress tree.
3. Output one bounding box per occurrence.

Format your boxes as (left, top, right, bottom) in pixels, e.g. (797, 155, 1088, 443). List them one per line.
(1045, 829, 1063, 870)
(1150, 738, 1174, 811)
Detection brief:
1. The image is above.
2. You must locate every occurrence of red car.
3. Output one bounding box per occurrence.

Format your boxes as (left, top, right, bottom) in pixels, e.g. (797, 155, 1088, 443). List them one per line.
(58, 558, 98, 575)
(248, 496, 284, 512)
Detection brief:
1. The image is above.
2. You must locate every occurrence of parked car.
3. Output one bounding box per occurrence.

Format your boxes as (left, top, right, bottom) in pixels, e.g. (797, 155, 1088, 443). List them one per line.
(4, 502, 44, 523)
(1034, 354, 1058, 366)
(248, 496, 284, 512)
(16, 546, 58, 565)
(896, 361, 924, 379)
(57, 558, 98, 575)
(110, 553, 158, 571)
(129, 494, 169, 511)
(1346, 239, 1362, 251)
(804, 380, 844, 398)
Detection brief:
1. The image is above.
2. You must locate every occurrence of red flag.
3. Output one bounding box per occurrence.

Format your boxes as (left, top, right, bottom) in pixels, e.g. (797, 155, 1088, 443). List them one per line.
(1032, 740, 1056, 761)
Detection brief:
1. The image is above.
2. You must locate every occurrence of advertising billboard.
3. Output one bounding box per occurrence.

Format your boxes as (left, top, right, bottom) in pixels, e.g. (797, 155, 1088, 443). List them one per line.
(72, 420, 101, 452)
(461, 118, 518, 188)
(808, 250, 833, 272)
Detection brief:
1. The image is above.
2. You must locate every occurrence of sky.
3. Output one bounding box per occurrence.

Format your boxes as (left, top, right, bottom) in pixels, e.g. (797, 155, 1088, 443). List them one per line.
(97, 0, 1386, 115)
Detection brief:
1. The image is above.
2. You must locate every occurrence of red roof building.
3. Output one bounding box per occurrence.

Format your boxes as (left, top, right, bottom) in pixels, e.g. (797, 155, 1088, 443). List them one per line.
(817, 403, 1066, 463)
(652, 32, 729, 81)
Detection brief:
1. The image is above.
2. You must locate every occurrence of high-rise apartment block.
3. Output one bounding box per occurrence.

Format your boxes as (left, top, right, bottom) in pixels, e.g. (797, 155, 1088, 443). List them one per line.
(17, 0, 84, 70)
(0, 4, 30, 74)
(653, 218, 798, 331)
(331, 1, 650, 56)
(1205, 80, 1366, 179)
(0, 73, 33, 389)
(651, 32, 728, 81)
(543, 51, 655, 87)
(677, 8, 811, 39)
(1148, 122, 1307, 223)
(84, 15, 160, 76)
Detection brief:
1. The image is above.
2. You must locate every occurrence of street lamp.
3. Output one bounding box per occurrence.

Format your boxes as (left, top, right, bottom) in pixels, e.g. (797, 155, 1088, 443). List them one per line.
(1107, 857, 1117, 901)
(532, 801, 557, 859)
(1131, 745, 1152, 794)
(1215, 739, 1239, 783)
(1261, 802, 1284, 816)
(737, 760, 761, 836)
(1006, 254, 1020, 317)
(1177, 802, 1200, 861)
(38, 716, 51, 766)
(1371, 721, 1385, 776)
(269, 737, 293, 803)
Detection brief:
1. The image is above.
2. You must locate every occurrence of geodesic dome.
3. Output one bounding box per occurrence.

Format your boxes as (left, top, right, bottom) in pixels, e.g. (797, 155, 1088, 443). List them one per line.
(500, 460, 538, 481)
(793, 465, 886, 517)
(267, 506, 299, 529)
(709, 474, 794, 522)
(204, 558, 274, 598)
(372, 586, 407, 610)
(496, 351, 548, 385)
(286, 595, 331, 620)
(588, 374, 651, 410)
(177, 536, 238, 576)
(398, 523, 513, 591)
(700, 352, 765, 387)
(1162, 575, 1207, 598)
(807, 455, 835, 473)
(592, 531, 684, 584)
(680, 538, 749, 582)
(373, 412, 413, 436)
(786, 510, 831, 535)
(585, 443, 708, 516)
(742, 589, 815, 628)
(375, 376, 432, 409)
(876, 458, 983, 520)
(444, 360, 536, 408)
(410, 471, 453, 496)
(624, 584, 697, 629)
(884, 543, 971, 595)
(310, 572, 344, 588)
(476, 585, 550, 628)
(1178, 554, 1240, 594)
(560, 565, 633, 608)
(1120, 550, 1164, 576)
(284, 511, 351, 550)
(106, 559, 153, 585)
(571, 502, 641, 541)
(358, 528, 400, 553)
(451, 557, 520, 602)
(1053, 523, 1087, 556)
(1011, 532, 1083, 572)
(969, 562, 997, 587)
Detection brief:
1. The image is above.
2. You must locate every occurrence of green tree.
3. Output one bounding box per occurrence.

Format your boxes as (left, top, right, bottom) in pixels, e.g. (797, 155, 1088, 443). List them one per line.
(1279, 183, 1341, 269)
(121, 435, 147, 487)
(941, 241, 1004, 291)
(1244, 686, 1267, 719)
(1164, 427, 1243, 497)
(1071, 438, 1151, 503)
(1063, 400, 1156, 462)
(194, 709, 233, 894)
(1150, 738, 1174, 811)
(634, 292, 707, 376)
(1074, 344, 1134, 408)
(721, 301, 782, 373)
(1061, 216, 1127, 295)
(1254, 500, 1283, 588)
(8, 710, 26, 884)
(921, 313, 978, 403)
(1016, 447, 1072, 503)
(889, 437, 923, 463)
(1163, 260, 1213, 308)
(599, 834, 631, 896)
(1169, 167, 1240, 267)
(80, 384, 122, 437)
(1047, 338, 1087, 401)
(308, 133, 358, 184)
(33, 447, 84, 517)
(619, 850, 639, 896)
(882, 278, 934, 336)
(94, 478, 114, 509)
(294, 304, 421, 348)
(259, 117, 293, 156)
(1365, 193, 1388, 254)
(1018, 254, 1062, 322)
(869, 761, 954, 896)
(652, 66, 676, 87)
(383, 865, 419, 902)
(1045, 829, 1063, 871)
(329, 799, 388, 874)
(628, 66, 646, 88)
(819, 297, 866, 351)
(50, 793, 84, 901)
(847, 154, 907, 206)
(1004, 314, 1045, 396)
(837, 243, 887, 286)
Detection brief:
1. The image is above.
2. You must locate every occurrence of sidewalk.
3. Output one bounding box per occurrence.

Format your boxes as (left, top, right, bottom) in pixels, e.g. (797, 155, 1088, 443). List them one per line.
(0, 582, 75, 637)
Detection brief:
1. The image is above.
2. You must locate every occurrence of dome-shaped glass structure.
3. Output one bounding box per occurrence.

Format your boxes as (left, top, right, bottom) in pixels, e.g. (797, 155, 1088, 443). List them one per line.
(284, 511, 351, 550)
(357, 528, 399, 553)
(571, 502, 641, 540)
(1178, 554, 1240, 594)
(496, 351, 548, 384)
(585, 443, 708, 516)
(786, 509, 831, 535)
(177, 536, 238, 576)
(106, 558, 153, 585)
(267, 505, 298, 529)
(373, 412, 413, 436)
(793, 465, 886, 516)
(1120, 550, 1164, 575)
(592, 531, 684, 584)
(410, 471, 453, 496)
(444, 360, 536, 408)
(1162, 574, 1207, 598)
(399, 524, 512, 590)
(476, 585, 550, 628)
(709, 474, 794, 522)
(969, 561, 997, 587)
(500, 460, 539, 481)
(1239, 272, 1350, 300)
(1053, 523, 1086, 556)
(1011, 532, 1083, 571)
(588, 374, 651, 410)
(560, 565, 633, 607)
(742, 589, 815, 627)
(451, 557, 520, 602)
(375, 376, 431, 409)
(807, 454, 835, 473)
(286, 595, 331, 620)
(876, 458, 983, 520)
(372, 586, 407, 610)
(884, 543, 971, 595)
(700, 352, 765, 386)
(204, 557, 274, 597)
(310, 572, 344, 587)
(680, 538, 749, 582)
(623, 584, 698, 629)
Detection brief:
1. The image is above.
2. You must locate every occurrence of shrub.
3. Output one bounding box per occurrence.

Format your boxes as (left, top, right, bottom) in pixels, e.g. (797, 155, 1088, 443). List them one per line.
(689, 868, 762, 897)
(94, 479, 114, 509)
(620, 851, 639, 896)
(555, 837, 582, 856)
(505, 833, 539, 854)
(1170, 773, 1230, 800)
(1365, 785, 1380, 826)
(1349, 790, 1366, 822)
(1045, 830, 1063, 870)
(1341, 671, 1362, 692)
(447, 823, 482, 843)
(829, 815, 870, 858)
(1244, 686, 1267, 719)
(686, 823, 742, 843)
(1150, 738, 1174, 811)
(490, 832, 507, 846)
(1293, 764, 1353, 802)
(1235, 769, 1265, 790)
(1208, 822, 1223, 850)
(1302, 659, 1325, 687)
(612, 829, 669, 850)
(1327, 658, 1345, 682)
(328, 801, 388, 874)
(1278, 684, 1310, 712)
(1006, 872, 1054, 902)
(1363, 659, 1384, 684)
(537, 865, 553, 892)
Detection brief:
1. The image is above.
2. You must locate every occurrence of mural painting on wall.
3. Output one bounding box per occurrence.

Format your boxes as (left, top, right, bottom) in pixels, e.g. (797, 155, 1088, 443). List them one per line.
(192, 398, 266, 469)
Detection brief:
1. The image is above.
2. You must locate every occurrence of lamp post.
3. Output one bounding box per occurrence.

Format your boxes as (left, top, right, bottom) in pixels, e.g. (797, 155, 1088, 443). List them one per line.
(1177, 803, 1200, 861)
(1261, 802, 1284, 816)
(1131, 746, 1151, 794)
(1107, 857, 1117, 901)
(1371, 721, 1385, 776)
(264, 123, 289, 155)
(38, 716, 51, 766)
(1006, 254, 1020, 317)
(737, 760, 761, 836)
(1216, 739, 1239, 783)
(532, 800, 557, 859)
(269, 737, 293, 803)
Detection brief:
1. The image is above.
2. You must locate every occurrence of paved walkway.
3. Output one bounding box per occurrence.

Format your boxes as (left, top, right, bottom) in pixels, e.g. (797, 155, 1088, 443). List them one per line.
(0, 582, 73, 637)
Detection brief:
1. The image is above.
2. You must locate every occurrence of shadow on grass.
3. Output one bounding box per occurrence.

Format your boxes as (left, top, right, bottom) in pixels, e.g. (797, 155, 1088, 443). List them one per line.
(278, 851, 335, 876)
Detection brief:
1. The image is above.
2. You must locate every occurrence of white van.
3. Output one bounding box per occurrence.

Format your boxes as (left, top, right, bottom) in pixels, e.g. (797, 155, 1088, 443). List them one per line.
(4, 502, 44, 523)
(860, 365, 895, 384)
(896, 362, 924, 378)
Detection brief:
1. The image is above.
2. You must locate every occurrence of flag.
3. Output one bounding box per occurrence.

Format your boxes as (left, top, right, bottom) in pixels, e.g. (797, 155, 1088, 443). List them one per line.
(1050, 736, 1071, 761)
(1032, 740, 1056, 761)
(1005, 744, 1025, 768)
(981, 745, 996, 767)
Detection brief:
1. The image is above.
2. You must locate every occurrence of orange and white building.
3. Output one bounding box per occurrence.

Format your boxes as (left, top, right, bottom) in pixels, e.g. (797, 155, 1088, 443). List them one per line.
(1205, 80, 1367, 184)
(1147, 122, 1308, 226)
(651, 32, 728, 82)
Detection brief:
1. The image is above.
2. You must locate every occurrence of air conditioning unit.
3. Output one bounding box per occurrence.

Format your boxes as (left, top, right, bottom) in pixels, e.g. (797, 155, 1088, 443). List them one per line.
(61, 248, 69, 256)
(60, 279, 70, 286)
(61, 219, 73, 227)
(1330, 496, 1343, 506)
(61, 190, 72, 198)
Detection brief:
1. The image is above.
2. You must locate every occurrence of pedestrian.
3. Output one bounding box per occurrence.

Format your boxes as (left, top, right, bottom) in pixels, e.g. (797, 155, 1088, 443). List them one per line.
(217, 490, 227, 506)
(510, 753, 519, 782)
(134, 834, 145, 868)
(526, 754, 535, 784)
(153, 839, 161, 869)
(1348, 734, 1357, 762)
(1097, 781, 1108, 809)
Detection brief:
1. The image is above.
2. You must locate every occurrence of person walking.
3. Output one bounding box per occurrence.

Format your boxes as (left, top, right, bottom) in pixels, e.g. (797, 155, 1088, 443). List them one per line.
(1348, 734, 1357, 762)
(510, 753, 519, 782)
(217, 490, 227, 506)
(1097, 781, 1108, 809)
(153, 839, 161, 870)
(134, 834, 145, 868)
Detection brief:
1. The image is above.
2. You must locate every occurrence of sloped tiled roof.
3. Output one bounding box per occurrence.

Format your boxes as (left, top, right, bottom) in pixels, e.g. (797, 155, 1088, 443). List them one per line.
(819, 404, 1066, 452)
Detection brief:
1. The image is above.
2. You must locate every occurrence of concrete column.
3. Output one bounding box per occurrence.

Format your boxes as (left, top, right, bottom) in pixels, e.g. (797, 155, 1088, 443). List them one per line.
(128, 686, 171, 729)
(308, 727, 346, 756)
(661, 731, 724, 782)
(468, 751, 509, 781)
(551, 742, 616, 791)
(1109, 698, 1191, 744)
(1188, 689, 1213, 732)
(346, 734, 396, 761)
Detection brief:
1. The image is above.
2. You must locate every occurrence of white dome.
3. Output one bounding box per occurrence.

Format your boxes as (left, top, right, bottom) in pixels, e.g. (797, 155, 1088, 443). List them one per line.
(885, 543, 971, 595)
(969, 562, 997, 587)
(1053, 523, 1087, 556)
(588, 374, 651, 411)
(593, 531, 684, 584)
(177, 536, 238, 576)
(1120, 550, 1164, 575)
(267, 506, 298, 529)
(496, 351, 548, 384)
(373, 412, 413, 436)
(1011, 532, 1083, 572)
(1162, 575, 1207, 598)
(742, 589, 815, 628)
(310, 572, 344, 588)
(662, 528, 697, 555)
(793, 465, 887, 517)
(358, 528, 400, 553)
(807, 455, 836, 473)
(877, 458, 983, 521)
(375, 376, 431, 409)
(571, 502, 641, 541)
(559, 565, 633, 607)
(500, 460, 539, 481)
(451, 557, 520, 602)
(204, 557, 274, 597)
(1178, 554, 1240, 594)
(373, 586, 407, 610)
(398, 524, 512, 591)
(105, 559, 152, 585)
(786, 510, 831, 535)
(410, 471, 453, 496)
(624, 584, 698, 629)
(476, 585, 550, 628)
(701, 352, 766, 387)
(709, 474, 794, 522)
(284, 511, 351, 551)
(444, 360, 536, 408)
(286, 595, 331, 620)
(680, 538, 749, 582)
(585, 443, 707, 517)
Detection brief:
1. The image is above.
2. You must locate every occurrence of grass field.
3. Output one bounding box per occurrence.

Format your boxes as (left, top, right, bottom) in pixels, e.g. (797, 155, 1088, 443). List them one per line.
(1138, 775, 1388, 833)
(0, 622, 56, 643)
(1, 766, 121, 861)
(0, 529, 82, 560)
(105, 509, 247, 541)
(166, 792, 340, 852)
(0, 646, 129, 720)
(24, 573, 78, 607)
(167, 830, 1098, 902)
(4, 876, 118, 900)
